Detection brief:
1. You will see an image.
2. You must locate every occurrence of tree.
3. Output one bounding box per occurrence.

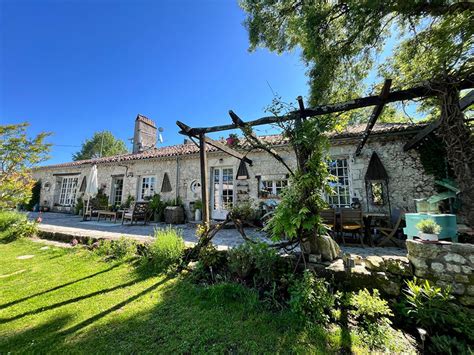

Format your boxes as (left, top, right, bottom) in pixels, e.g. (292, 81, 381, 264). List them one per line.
(73, 131, 128, 161)
(241, 0, 474, 225)
(0, 123, 51, 209)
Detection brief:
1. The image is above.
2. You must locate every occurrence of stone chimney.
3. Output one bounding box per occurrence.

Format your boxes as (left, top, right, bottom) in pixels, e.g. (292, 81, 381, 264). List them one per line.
(133, 114, 157, 153)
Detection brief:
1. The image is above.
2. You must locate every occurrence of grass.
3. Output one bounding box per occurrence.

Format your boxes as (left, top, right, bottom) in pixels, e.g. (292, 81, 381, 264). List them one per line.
(0, 239, 401, 353)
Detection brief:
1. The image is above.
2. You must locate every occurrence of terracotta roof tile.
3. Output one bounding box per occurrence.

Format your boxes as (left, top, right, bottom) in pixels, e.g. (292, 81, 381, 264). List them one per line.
(36, 122, 424, 169)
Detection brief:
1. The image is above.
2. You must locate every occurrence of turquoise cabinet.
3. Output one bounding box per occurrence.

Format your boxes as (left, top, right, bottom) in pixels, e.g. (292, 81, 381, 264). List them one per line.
(404, 213, 458, 242)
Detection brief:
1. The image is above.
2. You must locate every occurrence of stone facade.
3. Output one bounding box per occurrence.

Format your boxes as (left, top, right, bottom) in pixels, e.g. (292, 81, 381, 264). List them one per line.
(407, 240, 474, 306)
(32, 122, 436, 221)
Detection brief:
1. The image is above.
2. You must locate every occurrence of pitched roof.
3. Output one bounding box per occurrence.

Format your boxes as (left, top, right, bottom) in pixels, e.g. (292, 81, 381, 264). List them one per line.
(36, 122, 425, 169)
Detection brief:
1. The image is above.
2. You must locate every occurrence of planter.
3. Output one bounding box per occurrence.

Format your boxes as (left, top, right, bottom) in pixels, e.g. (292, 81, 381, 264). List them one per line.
(194, 209, 202, 222)
(418, 231, 439, 241)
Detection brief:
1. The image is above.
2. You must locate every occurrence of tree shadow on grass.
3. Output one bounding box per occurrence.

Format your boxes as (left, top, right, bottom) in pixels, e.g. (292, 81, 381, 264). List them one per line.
(0, 275, 334, 354)
(0, 263, 123, 310)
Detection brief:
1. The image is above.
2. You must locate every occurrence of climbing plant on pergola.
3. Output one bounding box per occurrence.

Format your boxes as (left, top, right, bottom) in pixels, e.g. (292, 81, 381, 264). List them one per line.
(178, 75, 472, 221)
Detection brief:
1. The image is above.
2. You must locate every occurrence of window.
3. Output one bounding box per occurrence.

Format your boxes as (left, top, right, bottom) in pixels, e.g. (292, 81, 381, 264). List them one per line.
(327, 158, 351, 208)
(112, 177, 124, 206)
(261, 179, 288, 197)
(139, 176, 156, 200)
(59, 177, 78, 206)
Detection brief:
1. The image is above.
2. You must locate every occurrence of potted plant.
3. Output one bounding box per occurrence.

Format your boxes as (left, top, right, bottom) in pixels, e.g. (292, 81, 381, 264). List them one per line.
(226, 133, 239, 147)
(416, 219, 442, 241)
(193, 199, 203, 221)
(149, 194, 165, 222)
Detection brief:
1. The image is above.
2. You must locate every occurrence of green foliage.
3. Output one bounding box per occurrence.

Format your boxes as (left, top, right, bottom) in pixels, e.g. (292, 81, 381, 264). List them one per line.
(265, 118, 333, 241)
(149, 194, 166, 221)
(96, 237, 137, 260)
(403, 278, 474, 350)
(415, 219, 442, 234)
(227, 242, 282, 286)
(349, 288, 393, 320)
(198, 244, 225, 270)
(144, 227, 185, 271)
(123, 195, 135, 209)
(348, 289, 394, 350)
(240, 0, 472, 112)
(72, 131, 128, 161)
(74, 196, 84, 215)
(430, 335, 472, 355)
(0, 211, 38, 241)
(288, 270, 334, 325)
(26, 180, 41, 211)
(229, 200, 260, 222)
(0, 123, 51, 209)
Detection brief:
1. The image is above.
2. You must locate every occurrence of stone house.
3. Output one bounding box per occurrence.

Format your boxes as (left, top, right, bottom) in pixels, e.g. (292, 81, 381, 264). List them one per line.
(32, 114, 435, 220)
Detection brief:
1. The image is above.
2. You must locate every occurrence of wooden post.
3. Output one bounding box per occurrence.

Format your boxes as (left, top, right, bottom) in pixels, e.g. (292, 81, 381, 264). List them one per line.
(199, 133, 210, 223)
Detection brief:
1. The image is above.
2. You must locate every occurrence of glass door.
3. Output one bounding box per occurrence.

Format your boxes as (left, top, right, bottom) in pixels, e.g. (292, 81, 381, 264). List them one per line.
(212, 167, 234, 220)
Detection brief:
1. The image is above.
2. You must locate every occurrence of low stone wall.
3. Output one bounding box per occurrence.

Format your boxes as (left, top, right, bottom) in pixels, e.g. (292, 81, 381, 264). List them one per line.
(307, 251, 413, 297)
(407, 240, 474, 307)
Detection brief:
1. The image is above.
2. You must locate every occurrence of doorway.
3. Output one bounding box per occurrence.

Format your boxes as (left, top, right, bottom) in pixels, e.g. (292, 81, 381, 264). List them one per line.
(211, 167, 234, 220)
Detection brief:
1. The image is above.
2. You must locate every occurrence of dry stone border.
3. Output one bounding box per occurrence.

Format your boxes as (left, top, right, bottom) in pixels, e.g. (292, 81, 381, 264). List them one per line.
(406, 240, 474, 307)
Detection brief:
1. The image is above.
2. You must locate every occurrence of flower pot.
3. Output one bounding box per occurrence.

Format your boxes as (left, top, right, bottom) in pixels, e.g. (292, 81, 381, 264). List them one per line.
(195, 209, 202, 222)
(418, 231, 439, 241)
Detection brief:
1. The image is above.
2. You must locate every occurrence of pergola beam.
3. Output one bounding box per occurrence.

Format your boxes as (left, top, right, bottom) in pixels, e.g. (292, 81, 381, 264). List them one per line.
(177, 75, 473, 136)
(355, 79, 392, 156)
(177, 120, 253, 165)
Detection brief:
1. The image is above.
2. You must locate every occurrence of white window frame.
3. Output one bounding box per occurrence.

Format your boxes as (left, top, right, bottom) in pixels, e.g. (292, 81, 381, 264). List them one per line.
(139, 176, 156, 201)
(327, 157, 352, 208)
(261, 179, 288, 198)
(111, 177, 124, 206)
(58, 177, 79, 206)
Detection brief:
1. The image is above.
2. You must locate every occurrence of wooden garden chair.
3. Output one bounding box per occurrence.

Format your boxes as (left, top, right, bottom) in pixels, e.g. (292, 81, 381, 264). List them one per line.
(320, 208, 336, 238)
(340, 208, 364, 247)
(121, 202, 150, 225)
(376, 211, 405, 247)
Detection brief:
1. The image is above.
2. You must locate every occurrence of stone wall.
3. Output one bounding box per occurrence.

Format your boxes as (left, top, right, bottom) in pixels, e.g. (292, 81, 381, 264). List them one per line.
(407, 240, 474, 306)
(32, 132, 434, 220)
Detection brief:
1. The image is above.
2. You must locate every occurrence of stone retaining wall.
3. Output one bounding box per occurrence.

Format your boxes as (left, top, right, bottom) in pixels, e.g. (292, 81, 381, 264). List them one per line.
(407, 240, 474, 307)
(307, 252, 412, 297)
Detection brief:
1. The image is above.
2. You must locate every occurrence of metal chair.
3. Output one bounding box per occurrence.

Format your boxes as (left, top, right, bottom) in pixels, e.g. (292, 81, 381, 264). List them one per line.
(340, 208, 364, 247)
(122, 202, 150, 225)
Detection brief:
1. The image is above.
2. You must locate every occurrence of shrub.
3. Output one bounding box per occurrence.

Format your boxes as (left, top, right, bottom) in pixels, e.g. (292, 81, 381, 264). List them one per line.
(96, 237, 137, 260)
(0, 211, 38, 241)
(430, 335, 472, 355)
(198, 244, 225, 270)
(288, 270, 334, 325)
(415, 219, 441, 234)
(349, 289, 393, 349)
(403, 278, 474, 348)
(145, 227, 185, 271)
(227, 242, 282, 286)
(403, 278, 452, 332)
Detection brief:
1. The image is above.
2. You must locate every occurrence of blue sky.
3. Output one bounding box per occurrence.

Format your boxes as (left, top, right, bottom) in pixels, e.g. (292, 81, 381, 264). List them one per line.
(1, 0, 310, 165)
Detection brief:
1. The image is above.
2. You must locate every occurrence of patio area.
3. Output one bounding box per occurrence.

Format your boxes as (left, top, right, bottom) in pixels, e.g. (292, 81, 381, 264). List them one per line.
(27, 212, 407, 259)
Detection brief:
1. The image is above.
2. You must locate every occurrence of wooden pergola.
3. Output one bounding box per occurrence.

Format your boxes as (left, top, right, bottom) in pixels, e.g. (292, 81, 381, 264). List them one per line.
(176, 76, 474, 223)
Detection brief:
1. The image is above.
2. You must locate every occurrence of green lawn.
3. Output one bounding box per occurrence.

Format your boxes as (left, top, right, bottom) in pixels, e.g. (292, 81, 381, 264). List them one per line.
(0, 239, 378, 353)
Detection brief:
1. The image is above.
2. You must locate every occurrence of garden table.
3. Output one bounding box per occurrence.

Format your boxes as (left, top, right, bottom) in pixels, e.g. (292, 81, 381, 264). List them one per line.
(97, 210, 121, 223)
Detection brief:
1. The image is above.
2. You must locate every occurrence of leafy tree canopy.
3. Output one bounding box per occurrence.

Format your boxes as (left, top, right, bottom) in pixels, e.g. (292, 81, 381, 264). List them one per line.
(0, 123, 51, 209)
(241, 0, 473, 111)
(73, 131, 128, 161)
